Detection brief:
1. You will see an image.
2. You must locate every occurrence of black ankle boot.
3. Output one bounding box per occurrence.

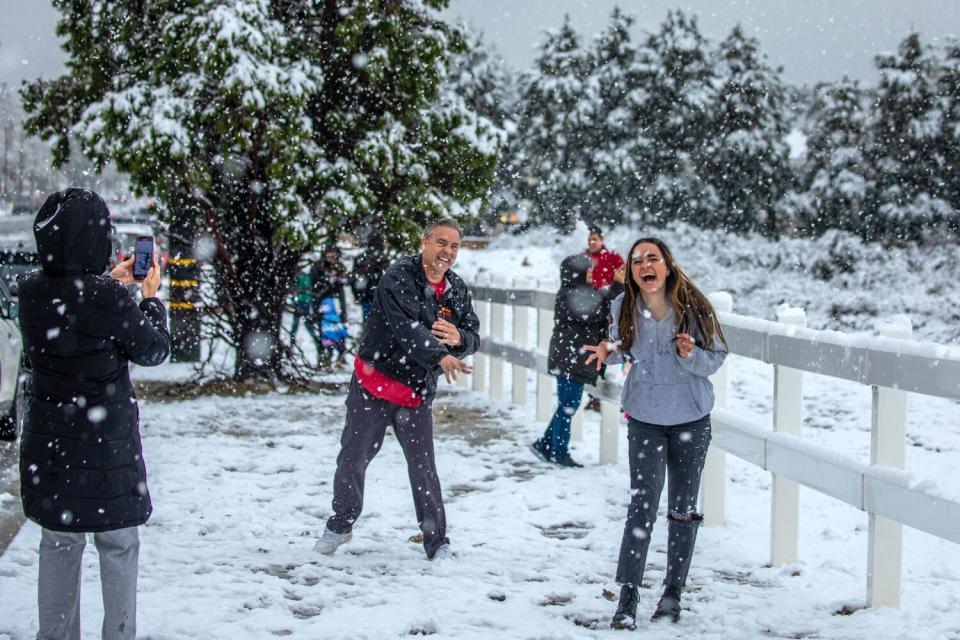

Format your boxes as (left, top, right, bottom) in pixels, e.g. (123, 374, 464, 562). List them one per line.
(611, 585, 639, 630)
(651, 585, 682, 622)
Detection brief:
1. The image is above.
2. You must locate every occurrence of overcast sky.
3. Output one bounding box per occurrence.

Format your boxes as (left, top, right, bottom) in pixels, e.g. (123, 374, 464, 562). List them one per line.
(442, 0, 959, 85)
(1, 1, 957, 88)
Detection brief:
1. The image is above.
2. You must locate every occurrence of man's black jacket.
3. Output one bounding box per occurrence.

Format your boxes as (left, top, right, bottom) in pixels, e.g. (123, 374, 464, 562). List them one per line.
(357, 255, 480, 397)
(18, 188, 170, 532)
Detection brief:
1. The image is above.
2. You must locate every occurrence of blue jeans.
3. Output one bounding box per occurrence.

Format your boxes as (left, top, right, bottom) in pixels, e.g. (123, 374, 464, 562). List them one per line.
(537, 376, 584, 461)
(360, 301, 374, 322)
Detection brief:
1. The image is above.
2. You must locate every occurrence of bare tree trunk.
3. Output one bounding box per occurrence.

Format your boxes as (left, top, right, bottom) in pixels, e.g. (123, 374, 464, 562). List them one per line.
(225, 242, 300, 380)
(197, 175, 303, 381)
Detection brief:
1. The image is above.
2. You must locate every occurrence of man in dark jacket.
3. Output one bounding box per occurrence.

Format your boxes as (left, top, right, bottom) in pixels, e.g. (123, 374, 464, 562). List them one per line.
(18, 188, 170, 640)
(316, 219, 479, 561)
(531, 254, 617, 467)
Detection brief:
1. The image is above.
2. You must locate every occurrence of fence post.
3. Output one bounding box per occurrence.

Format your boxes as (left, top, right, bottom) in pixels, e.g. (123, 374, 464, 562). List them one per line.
(488, 276, 506, 402)
(570, 403, 584, 441)
(472, 274, 489, 394)
(536, 278, 556, 422)
(512, 277, 532, 406)
(866, 316, 912, 609)
(599, 399, 619, 464)
(702, 291, 733, 526)
(771, 304, 806, 566)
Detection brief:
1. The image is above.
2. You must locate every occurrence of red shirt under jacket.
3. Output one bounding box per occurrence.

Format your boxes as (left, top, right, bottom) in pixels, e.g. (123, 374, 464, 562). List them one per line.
(353, 277, 449, 408)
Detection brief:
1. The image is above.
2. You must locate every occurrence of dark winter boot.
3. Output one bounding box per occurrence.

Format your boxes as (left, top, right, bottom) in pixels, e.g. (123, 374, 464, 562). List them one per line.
(651, 585, 682, 623)
(529, 440, 551, 462)
(611, 585, 639, 630)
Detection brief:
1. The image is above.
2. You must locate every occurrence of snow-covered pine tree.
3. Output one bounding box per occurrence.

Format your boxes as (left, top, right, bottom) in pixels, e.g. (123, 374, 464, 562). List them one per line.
(936, 38, 960, 234)
(867, 33, 951, 242)
(580, 7, 657, 228)
(802, 78, 873, 238)
(705, 25, 790, 235)
(446, 28, 517, 231)
(642, 10, 717, 226)
(512, 16, 594, 231)
(23, 0, 502, 379)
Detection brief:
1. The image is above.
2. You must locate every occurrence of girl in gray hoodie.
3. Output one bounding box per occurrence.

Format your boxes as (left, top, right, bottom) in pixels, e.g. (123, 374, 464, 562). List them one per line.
(585, 237, 727, 630)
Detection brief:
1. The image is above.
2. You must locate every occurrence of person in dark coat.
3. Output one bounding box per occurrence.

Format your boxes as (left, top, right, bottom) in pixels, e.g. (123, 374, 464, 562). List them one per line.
(315, 219, 479, 561)
(530, 254, 617, 467)
(350, 233, 389, 323)
(17, 188, 170, 640)
(311, 245, 350, 324)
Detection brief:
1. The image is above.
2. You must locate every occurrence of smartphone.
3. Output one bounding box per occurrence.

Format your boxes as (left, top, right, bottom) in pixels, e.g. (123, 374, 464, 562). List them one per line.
(133, 236, 154, 281)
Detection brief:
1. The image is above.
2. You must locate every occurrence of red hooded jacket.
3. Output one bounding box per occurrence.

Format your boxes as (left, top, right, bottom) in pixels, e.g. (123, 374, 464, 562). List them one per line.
(585, 246, 624, 289)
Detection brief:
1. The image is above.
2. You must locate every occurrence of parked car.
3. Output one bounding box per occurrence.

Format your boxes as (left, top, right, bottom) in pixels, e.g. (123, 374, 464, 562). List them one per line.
(0, 277, 23, 440)
(10, 196, 35, 216)
(113, 221, 168, 270)
(113, 205, 159, 226)
(0, 215, 39, 297)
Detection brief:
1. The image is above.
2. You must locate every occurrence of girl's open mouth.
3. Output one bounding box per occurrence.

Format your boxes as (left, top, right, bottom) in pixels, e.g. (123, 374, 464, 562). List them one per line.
(641, 273, 657, 285)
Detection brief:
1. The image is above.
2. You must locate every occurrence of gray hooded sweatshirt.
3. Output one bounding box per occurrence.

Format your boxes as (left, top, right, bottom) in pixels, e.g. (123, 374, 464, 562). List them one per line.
(606, 293, 727, 426)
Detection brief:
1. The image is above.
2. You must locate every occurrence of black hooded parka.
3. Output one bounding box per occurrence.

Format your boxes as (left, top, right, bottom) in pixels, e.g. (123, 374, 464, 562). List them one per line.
(18, 188, 170, 532)
(547, 254, 618, 386)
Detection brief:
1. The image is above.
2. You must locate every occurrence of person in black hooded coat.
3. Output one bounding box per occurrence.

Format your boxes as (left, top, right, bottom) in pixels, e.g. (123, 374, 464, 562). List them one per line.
(530, 254, 619, 467)
(17, 188, 169, 640)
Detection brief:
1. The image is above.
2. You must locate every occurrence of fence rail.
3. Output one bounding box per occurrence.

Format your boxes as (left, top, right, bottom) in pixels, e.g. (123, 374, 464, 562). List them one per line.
(465, 277, 960, 609)
(472, 285, 960, 401)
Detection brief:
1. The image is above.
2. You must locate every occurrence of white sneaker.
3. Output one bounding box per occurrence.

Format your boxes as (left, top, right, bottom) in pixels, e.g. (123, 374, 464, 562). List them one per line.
(314, 527, 352, 555)
(430, 544, 452, 561)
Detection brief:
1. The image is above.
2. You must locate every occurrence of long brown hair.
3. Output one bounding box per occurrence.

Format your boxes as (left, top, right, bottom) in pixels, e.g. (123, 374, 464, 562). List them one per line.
(617, 237, 727, 353)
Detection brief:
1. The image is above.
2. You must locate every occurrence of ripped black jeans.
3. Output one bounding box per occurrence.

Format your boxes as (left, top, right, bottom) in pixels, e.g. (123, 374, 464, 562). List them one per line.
(615, 415, 711, 587)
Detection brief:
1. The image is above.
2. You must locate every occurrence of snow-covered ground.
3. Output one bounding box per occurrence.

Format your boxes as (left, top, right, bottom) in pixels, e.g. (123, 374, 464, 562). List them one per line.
(0, 351, 958, 639)
(1, 226, 958, 638)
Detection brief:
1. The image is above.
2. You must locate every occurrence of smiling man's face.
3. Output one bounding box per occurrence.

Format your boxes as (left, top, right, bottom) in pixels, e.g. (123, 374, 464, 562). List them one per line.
(421, 225, 461, 280)
(587, 233, 604, 254)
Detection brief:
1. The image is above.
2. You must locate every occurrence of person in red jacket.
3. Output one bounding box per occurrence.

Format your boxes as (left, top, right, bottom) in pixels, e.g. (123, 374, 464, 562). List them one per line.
(584, 226, 625, 290)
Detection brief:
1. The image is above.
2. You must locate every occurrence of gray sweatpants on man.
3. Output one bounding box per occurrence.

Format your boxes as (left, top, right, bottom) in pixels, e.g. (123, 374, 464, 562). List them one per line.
(37, 526, 139, 640)
(326, 376, 448, 558)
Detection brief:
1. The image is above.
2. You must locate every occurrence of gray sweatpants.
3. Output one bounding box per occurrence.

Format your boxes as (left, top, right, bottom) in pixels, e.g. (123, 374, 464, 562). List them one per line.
(326, 376, 448, 558)
(37, 526, 139, 640)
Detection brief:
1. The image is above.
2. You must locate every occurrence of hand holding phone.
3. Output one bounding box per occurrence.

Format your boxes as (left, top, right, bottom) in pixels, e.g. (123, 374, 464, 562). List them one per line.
(109, 256, 135, 285)
(133, 236, 154, 281)
(140, 254, 161, 299)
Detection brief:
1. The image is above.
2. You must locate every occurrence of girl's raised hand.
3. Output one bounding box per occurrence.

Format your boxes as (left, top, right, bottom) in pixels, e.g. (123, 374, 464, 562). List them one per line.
(584, 342, 612, 370)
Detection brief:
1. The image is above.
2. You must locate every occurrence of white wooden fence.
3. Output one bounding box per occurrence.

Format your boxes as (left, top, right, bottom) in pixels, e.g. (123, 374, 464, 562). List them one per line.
(464, 274, 960, 609)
